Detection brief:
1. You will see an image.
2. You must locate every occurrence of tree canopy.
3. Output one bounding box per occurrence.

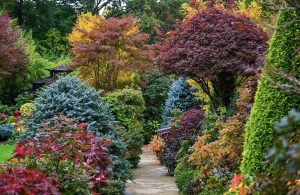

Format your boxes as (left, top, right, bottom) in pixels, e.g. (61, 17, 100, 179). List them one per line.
(0, 13, 27, 80)
(69, 13, 149, 91)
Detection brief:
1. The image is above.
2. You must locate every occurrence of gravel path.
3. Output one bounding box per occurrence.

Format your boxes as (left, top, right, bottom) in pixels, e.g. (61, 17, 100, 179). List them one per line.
(124, 147, 179, 195)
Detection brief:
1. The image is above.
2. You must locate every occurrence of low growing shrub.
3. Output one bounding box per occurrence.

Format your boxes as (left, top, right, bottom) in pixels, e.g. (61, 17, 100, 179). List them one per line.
(0, 124, 15, 141)
(175, 140, 199, 194)
(148, 135, 165, 165)
(13, 116, 112, 194)
(0, 167, 60, 194)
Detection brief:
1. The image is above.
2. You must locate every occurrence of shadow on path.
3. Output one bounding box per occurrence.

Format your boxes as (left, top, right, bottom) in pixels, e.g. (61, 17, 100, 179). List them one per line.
(124, 146, 179, 195)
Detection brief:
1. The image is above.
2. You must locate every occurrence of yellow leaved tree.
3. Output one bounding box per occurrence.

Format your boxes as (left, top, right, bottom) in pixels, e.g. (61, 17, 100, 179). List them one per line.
(69, 13, 149, 91)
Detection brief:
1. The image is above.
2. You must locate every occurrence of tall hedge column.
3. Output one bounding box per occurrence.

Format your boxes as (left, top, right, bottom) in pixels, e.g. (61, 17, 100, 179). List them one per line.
(241, 9, 300, 175)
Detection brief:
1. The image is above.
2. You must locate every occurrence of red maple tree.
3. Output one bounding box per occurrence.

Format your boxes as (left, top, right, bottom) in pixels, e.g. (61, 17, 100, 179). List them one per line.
(0, 13, 27, 80)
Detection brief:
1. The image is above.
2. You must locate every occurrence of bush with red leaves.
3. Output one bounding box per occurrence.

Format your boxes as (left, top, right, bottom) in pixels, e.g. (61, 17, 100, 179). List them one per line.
(155, 8, 268, 110)
(13, 116, 112, 194)
(0, 13, 27, 80)
(162, 109, 205, 175)
(0, 167, 60, 194)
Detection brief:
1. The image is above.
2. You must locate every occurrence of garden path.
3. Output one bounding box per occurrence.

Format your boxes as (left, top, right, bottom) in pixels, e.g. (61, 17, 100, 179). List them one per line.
(124, 146, 179, 195)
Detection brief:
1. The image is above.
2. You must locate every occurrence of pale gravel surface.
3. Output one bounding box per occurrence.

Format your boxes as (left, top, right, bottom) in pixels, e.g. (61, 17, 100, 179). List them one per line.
(124, 146, 179, 195)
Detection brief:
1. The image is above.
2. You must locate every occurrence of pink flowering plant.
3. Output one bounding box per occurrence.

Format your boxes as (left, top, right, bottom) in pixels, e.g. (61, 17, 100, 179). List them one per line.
(12, 115, 112, 194)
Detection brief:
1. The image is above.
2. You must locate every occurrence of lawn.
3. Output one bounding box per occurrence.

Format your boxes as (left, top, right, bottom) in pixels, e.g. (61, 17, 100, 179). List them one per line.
(0, 144, 15, 164)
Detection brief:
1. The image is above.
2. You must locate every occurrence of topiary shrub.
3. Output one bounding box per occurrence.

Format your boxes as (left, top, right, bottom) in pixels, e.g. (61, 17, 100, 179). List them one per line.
(104, 88, 145, 167)
(0, 124, 15, 141)
(241, 9, 300, 175)
(161, 77, 200, 127)
(23, 76, 131, 193)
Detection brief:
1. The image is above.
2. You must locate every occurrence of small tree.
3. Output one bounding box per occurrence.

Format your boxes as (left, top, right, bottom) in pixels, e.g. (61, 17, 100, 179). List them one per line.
(161, 77, 199, 127)
(0, 13, 26, 80)
(69, 13, 149, 91)
(155, 8, 268, 111)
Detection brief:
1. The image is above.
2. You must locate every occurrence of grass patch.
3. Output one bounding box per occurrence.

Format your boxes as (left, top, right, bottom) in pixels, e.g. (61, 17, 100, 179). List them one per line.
(0, 144, 15, 164)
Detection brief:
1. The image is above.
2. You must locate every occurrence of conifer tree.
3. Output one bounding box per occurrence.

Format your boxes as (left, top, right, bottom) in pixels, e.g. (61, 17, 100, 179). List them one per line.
(241, 8, 300, 175)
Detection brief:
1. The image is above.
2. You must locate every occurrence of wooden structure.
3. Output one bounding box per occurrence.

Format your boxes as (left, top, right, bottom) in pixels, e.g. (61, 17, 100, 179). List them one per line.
(157, 127, 172, 137)
(31, 64, 73, 91)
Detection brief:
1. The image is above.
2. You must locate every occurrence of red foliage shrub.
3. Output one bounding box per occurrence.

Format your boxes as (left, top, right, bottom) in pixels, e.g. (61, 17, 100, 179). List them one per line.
(0, 14, 27, 80)
(163, 108, 205, 175)
(0, 167, 60, 194)
(13, 116, 112, 192)
(179, 109, 205, 135)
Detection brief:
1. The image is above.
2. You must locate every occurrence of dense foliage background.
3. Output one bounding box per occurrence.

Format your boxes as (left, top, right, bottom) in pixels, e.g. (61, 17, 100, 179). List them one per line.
(0, 0, 299, 194)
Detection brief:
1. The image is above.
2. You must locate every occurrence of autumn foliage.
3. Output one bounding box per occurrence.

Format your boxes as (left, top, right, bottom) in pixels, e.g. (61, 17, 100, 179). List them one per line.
(0, 13, 27, 80)
(13, 116, 112, 193)
(163, 109, 205, 175)
(155, 8, 267, 109)
(69, 13, 149, 91)
(0, 167, 60, 194)
(188, 76, 258, 193)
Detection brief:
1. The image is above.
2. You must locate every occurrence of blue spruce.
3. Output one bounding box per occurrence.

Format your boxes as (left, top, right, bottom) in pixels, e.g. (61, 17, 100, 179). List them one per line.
(161, 77, 199, 127)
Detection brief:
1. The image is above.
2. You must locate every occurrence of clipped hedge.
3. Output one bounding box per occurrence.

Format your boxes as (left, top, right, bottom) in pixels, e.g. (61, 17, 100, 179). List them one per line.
(241, 9, 300, 175)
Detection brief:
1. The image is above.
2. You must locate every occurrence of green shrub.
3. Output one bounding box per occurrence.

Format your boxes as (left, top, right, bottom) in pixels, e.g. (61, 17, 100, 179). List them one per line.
(175, 140, 198, 194)
(104, 88, 145, 167)
(142, 71, 173, 142)
(24, 76, 131, 192)
(241, 9, 300, 175)
(0, 124, 15, 141)
(0, 104, 14, 115)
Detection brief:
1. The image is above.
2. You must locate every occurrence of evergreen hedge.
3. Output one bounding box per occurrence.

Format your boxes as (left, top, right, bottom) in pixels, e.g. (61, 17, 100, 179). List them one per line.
(241, 9, 300, 175)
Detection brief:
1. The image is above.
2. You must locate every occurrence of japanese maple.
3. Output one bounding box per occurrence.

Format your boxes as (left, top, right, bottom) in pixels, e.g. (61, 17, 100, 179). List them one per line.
(155, 8, 267, 111)
(0, 13, 27, 80)
(69, 13, 149, 91)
